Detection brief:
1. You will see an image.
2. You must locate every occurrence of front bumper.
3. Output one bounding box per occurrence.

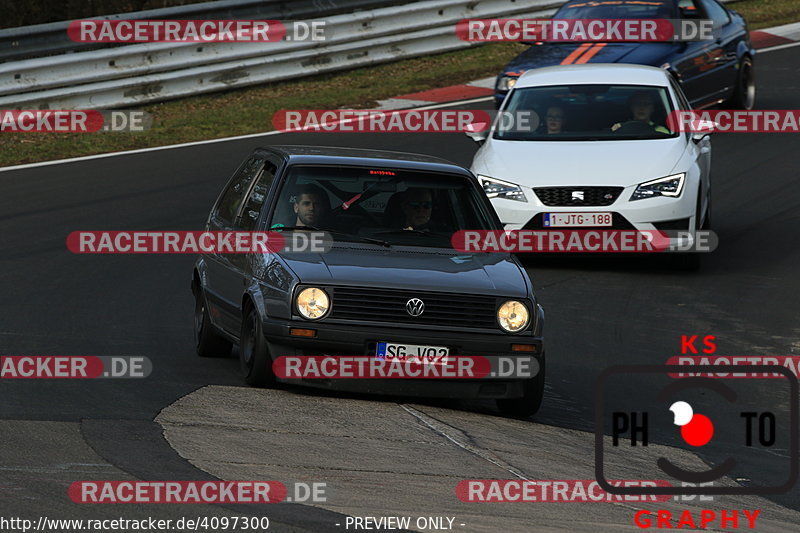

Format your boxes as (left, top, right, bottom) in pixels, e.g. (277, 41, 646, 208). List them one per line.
(261, 311, 544, 399)
(492, 184, 697, 232)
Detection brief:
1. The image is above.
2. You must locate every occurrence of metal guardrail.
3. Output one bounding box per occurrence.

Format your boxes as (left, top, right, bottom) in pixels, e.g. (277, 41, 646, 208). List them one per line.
(1, 0, 737, 110)
(0, 0, 406, 63)
(0, 0, 564, 110)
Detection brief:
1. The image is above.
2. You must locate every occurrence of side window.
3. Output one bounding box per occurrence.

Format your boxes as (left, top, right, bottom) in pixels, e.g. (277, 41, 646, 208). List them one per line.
(668, 77, 693, 137)
(699, 0, 730, 27)
(214, 157, 263, 225)
(239, 160, 278, 231)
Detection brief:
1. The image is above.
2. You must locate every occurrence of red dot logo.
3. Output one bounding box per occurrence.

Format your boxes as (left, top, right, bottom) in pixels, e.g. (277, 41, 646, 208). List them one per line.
(670, 401, 714, 447)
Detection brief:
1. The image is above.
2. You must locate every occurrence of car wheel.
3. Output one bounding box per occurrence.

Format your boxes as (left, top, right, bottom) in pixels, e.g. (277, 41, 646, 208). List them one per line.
(727, 56, 755, 110)
(194, 288, 232, 358)
(496, 354, 545, 418)
(674, 190, 705, 271)
(701, 193, 712, 230)
(239, 306, 277, 387)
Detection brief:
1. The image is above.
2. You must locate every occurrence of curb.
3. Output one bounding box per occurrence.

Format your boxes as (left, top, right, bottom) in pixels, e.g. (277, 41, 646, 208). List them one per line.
(750, 21, 800, 49)
(376, 22, 800, 110)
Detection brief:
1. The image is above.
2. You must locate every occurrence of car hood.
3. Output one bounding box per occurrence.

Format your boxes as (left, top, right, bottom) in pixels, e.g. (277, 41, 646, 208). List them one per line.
(474, 138, 686, 187)
(278, 246, 528, 297)
(503, 42, 676, 73)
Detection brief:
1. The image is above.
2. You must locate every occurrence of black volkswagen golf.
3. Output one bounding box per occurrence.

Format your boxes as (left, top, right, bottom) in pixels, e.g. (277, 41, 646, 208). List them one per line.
(192, 146, 545, 416)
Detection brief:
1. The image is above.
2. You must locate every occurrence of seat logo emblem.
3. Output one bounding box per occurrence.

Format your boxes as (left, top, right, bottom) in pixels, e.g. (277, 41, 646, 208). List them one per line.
(406, 298, 425, 317)
(572, 191, 585, 201)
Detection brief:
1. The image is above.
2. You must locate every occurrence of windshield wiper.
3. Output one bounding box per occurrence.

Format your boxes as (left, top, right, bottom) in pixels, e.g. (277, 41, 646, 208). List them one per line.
(272, 225, 390, 247)
(371, 228, 441, 237)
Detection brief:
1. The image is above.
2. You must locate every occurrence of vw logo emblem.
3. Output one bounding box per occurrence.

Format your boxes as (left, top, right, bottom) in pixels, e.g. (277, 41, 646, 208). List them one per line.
(571, 190, 585, 201)
(406, 298, 425, 317)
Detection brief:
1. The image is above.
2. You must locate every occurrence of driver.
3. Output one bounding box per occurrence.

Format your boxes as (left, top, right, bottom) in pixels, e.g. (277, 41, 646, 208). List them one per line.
(401, 188, 434, 230)
(544, 105, 566, 134)
(292, 184, 328, 227)
(612, 91, 670, 134)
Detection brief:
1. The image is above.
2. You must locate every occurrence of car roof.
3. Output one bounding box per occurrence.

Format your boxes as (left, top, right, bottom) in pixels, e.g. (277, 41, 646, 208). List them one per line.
(515, 64, 671, 88)
(560, 0, 678, 7)
(256, 145, 470, 175)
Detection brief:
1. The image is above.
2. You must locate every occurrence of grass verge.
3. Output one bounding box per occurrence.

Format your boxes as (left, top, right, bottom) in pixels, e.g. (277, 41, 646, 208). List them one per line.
(729, 0, 800, 30)
(0, 43, 524, 167)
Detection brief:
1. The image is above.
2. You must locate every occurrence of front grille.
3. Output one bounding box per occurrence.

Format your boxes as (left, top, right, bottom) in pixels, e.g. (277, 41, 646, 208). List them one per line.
(523, 212, 635, 230)
(329, 287, 497, 329)
(534, 186, 623, 206)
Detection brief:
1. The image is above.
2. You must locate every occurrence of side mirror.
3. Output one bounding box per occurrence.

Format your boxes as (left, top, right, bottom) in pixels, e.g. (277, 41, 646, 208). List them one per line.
(691, 119, 717, 142)
(464, 122, 489, 144)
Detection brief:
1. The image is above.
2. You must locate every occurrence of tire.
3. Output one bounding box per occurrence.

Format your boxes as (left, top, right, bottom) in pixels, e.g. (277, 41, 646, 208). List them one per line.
(194, 288, 232, 358)
(701, 193, 712, 230)
(239, 306, 277, 387)
(673, 190, 706, 271)
(496, 354, 545, 418)
(726, 56, 755, 110)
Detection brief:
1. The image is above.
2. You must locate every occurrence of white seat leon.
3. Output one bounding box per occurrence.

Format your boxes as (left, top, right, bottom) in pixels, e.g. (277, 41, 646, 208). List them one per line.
(468, 64, 711, 236)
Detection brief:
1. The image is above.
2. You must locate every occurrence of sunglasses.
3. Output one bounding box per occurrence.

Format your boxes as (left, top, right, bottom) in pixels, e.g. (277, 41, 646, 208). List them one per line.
(406, 201, 433, 209)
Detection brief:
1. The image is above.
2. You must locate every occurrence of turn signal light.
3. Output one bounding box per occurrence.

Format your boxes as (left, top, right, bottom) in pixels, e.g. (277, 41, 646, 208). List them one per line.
(511, 344, 537, 353)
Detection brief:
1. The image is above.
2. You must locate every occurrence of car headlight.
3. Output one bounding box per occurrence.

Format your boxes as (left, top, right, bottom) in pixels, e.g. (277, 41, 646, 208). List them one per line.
(497, 300, 530, 333)
(296, 287, 330, 320)
(478, 175, 527, 202)
(630, 173, 686, 201)
(496, 75, 518, 92)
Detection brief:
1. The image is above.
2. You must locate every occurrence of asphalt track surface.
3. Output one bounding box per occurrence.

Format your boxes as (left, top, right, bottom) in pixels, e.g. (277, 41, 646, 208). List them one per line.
(2, 46, 800, 531)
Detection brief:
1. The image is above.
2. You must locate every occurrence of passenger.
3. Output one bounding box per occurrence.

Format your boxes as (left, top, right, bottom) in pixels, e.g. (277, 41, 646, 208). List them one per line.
(401, 188, 434, 230)
(612, 91, 670, 134)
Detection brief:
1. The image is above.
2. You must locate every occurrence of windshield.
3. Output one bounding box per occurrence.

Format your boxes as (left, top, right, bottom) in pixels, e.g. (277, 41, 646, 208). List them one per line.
(494, 84, 678, 141)
(555, 0, 676, 19)
(270, 165, 497, 247)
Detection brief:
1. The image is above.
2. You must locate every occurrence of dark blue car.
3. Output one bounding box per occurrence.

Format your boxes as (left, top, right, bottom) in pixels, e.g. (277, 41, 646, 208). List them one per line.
(495, 0, 755, 110)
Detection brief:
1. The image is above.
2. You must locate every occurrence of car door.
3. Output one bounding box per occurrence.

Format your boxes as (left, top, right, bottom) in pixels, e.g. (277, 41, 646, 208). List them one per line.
(671, 0, 725, 106)
(226, 155, 280, 333)
(204, 156, 265, 335)
(697, 0, 741, 98)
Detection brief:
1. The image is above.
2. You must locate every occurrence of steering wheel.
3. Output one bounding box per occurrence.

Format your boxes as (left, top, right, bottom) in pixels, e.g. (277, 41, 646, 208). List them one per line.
(614, 120, 657, 135)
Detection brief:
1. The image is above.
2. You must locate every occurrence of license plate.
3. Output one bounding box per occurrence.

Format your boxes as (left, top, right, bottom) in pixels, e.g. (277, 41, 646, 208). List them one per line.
(543, 212, 612, 227)
(376, 342, 449, 364)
